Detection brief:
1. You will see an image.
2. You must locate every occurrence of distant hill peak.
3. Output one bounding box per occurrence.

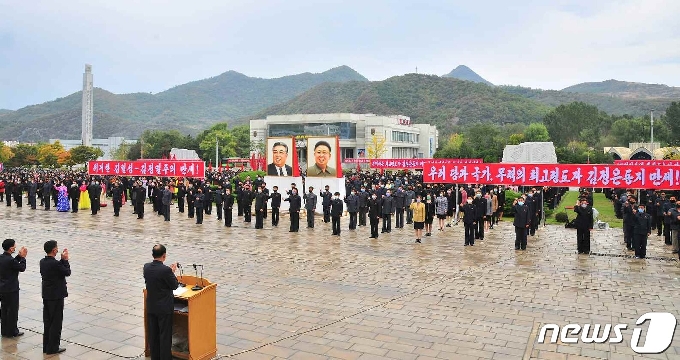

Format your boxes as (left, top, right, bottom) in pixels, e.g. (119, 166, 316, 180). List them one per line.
(561, 79, 680, 99)
(443, 65, 493, 86)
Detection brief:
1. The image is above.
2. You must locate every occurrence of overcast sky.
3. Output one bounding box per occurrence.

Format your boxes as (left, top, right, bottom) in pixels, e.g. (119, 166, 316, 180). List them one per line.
(1, 0, 678, 110)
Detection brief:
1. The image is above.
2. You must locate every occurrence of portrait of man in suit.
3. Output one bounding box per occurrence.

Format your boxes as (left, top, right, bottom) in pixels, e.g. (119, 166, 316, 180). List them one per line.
(267, 141, 293, 176)
(306, 140, 337, 177)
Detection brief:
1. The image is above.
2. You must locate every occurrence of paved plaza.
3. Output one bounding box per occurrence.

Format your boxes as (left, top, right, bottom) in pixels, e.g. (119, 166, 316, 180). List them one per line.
(1, 202, 680, 360)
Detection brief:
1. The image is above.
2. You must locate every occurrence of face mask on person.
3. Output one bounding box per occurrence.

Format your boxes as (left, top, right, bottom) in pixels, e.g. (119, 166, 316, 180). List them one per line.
(292, 190, 298, 195)
(385, 193, 391, 197)
(476, 193, 481, 198)
(467, 199, 473, 204)
(334, 196, 339, 200)
(518, 201, 524, 206)
(372, 195, 377, 199)
(258, 189, 262, 193)
(527, 193, 533, 197)
(638, 207, 644, 213)
(416, 198, 421, 202)
(360, 188, 365, 192)
(581, 203, 587, 208)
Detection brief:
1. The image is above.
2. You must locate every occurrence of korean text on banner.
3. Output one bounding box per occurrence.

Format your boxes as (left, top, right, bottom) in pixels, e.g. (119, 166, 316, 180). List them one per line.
(87, 160, 206, 178)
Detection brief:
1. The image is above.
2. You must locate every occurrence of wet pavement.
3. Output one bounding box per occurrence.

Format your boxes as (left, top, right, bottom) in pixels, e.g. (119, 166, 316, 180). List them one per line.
(1, 202, 679, 360)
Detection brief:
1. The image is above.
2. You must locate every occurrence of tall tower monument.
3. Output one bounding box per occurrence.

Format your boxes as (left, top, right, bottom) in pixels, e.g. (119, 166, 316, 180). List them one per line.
(81, 64, 93, 146)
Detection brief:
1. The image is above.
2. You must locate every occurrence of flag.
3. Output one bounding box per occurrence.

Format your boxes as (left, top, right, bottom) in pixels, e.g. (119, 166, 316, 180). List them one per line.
(250, 153, 257, 170)
(292, 137, 300, 177)
(208, 160, 212, 172)
(336, 136, 343, 178)
(171, 154, 176, 160)
(356, 163, 361, 172)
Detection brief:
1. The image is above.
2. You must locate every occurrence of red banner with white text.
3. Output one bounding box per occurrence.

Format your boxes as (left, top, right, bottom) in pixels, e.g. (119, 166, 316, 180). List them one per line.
(88, 160, 205, 178)
(370, 158, 483, 169)
(422, 162, 680, 189)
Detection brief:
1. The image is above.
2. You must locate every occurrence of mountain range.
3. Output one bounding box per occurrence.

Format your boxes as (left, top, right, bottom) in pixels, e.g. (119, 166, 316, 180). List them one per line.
(0, 65, 677, 142)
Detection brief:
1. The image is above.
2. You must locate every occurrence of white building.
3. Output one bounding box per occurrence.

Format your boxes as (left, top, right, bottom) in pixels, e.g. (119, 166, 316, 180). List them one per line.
(50, 137, 136, 161)
(250, 113, 439, 168)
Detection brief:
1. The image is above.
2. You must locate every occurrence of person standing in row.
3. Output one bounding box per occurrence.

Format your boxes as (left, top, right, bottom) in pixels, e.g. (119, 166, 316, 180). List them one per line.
(368, 193, 381, 238)
(460, 198, 477, 246)
(214, 185, 223, 221)
(513, 196, 531, 250)
(69, 183, 80, 213)
(186, 184, 195, 219)
(0, 239, 27, 338)
(633, 204, 652, 259)
(394, 187, 406, 229)
(112, 182, 124, 217)
(345, 189, 358, 230)
(40, 240, 70, 355)
(176, 182, 186, 213)
(135, 181, 147, 219)
(285, 188, 302, 232)
(194, 188, 205, 224)
(321, 186, 332, 223)
(270, 186, 281, 227)
(223, 187, 234, 227)
(381, 190, 394, 233)
(304, 186, 316, 228)
(358, 186, 369, 226)
(574, 197, 594, 254)
(143, 244, 178, 360)
(410, 195, 425, 243)
(28, 179, 37, 209)
(162, 185, 172, 222)
(331, 192, 343, 236)
(254, 187, 268, 229)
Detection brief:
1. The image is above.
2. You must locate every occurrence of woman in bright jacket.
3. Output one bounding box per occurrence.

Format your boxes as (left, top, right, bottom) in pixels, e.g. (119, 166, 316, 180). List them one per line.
(410, 194, 426, 243)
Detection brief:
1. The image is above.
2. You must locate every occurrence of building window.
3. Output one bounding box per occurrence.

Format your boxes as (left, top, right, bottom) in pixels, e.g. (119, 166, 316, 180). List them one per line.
(268, 122, 357, 139)
(343, 148, 354, 160)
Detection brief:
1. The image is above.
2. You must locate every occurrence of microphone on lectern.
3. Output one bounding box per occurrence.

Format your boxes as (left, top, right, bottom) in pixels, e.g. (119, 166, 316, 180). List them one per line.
(191, 264, 204, 291)
(177, 263, 185, 287)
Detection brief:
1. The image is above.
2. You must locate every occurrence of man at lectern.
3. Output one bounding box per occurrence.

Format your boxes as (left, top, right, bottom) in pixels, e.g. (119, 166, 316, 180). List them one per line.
(143, 244, 179, 360)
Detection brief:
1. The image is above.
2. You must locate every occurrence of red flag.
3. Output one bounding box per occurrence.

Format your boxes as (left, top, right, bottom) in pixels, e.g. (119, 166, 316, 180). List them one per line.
(336, 136, 343, 178)
(240, 163, 245, 171)
(208, 160, 213, 171)
(292, 137, 300, 177)
(250, 153, 256, 170)
(171, 154, 176, 160)
(356, 163, 361, 172)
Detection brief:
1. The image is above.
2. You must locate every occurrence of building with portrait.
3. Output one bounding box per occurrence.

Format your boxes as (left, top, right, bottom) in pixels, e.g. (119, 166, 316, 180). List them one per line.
(249, 113, 439, 169)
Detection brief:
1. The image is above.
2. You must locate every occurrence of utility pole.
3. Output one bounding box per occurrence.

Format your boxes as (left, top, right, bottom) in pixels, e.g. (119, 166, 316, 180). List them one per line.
(650, 109, 654, 143)
(215, 135, 219, 168)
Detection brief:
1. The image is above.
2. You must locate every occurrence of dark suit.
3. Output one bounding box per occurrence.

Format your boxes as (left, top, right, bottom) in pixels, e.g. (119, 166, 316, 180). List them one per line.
(135, 186, 147, 219)
(368, 197, 381, 238)
(112, 186, 124, 216)
(223, 193, 234, 227)
(574, 205, 594, 253)
(0, 252, 26, 337)
(331, 198, 343, 235)
(194, 193, 205, 224)
(267, 163, 293, 176)
(304, 192, 317, 228)
(634, 211, 652, 258)
(161, 189, 172, 221)
(460, 203, 477, 246)
(143, 260, 179, 360)
(270, 192, 281, 226)
(513, 204, 531, 250)
(285, 194, 302, 232)
(40, 256, 71, 354)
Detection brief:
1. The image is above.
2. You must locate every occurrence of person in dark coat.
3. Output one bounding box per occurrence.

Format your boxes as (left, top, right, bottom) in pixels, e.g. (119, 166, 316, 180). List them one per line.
(143, 244, 178, 360)
(655, 192, 668, 237)
(344, 189, 359, 230)
(623, 196, 636, 250)
(663, 196, 675, 245)
(4, 179, 13, 207)
(204, 186, 213, 216)
(331, 192, 344, 236)
(633, 204, 652, 259)
(176, 183, 186, 213)
(358, 187, 369, 226)
(214, 185, 223, 221)
(161, 185, 172, 222)
(241, 186, 253, 223)
(194, 188, 205, 224)
(254, 188, 268, 229)
(473, 191, 487, 240)
(285, 188, 302, 232)
(304, 187, 317, 228)
(69, 183, 80, 213)
(321, 186, 332, 223)
(0, 239, 27, 338)
(460, 198, 477, 246)
(270, 186, 282, 227)
(40, 240, 70, 355)
(380, 190, 394, 233)
(223, 187, 234, 227)
(574, 197, 594, 254)
(186, 184, 195, 218)
(368, 193, 381, 238)
(13, 180, 23, 208)
(153, 184, 163, 216)
(135, 182, 147, 219)
(394, 187, 406, 229)
(513, 197, 531, 250)
(27, 179, 37, 209)
(42, 180, 53, 210)
(88, 181, 101, 215)
(112, 182, 124, 217)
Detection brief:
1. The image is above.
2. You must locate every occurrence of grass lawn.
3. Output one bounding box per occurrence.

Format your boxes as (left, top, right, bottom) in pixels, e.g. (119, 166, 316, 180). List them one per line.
(545, 191, 622, 228)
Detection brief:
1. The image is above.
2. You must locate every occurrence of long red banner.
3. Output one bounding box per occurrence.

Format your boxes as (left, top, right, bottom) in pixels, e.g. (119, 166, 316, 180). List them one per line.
(614, 160, 680, 166)
(422, 162, 680, 189)
(88, 160, 205, 178)
(370, 158, 483, 169)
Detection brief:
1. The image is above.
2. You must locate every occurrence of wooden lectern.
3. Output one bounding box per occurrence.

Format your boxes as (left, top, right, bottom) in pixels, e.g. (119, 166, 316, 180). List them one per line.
(143, 275, 217, 360)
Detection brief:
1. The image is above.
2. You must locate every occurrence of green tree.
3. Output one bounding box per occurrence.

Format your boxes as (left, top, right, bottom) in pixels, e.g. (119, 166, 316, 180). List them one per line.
(231, 125, 252, 157)
(0, 143, 14, 163)
(508, 133, 524, 145)
(199, 127, 237, 164)
(37, 142, 67, 168)
(543, 102, 606, 147)
(662, 102, 680, 146)
(523, 123, 550, 142)
(69, 145, 104, 165)
(6, 144, 38, 167)
(141, 130, 195, 159)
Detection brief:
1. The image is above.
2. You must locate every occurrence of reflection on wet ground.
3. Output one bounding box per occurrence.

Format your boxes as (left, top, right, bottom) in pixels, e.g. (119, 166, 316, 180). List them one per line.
(1, 203, 679, 359)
